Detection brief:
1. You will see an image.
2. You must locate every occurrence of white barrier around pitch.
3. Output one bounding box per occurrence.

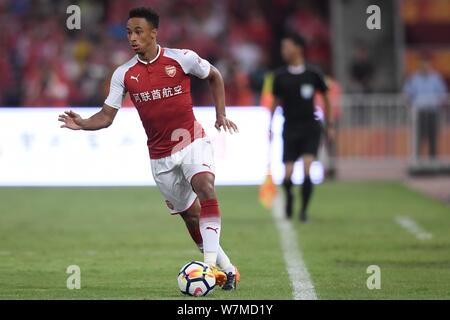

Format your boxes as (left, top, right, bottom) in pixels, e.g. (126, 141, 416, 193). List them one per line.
(0, 107, 323, 186)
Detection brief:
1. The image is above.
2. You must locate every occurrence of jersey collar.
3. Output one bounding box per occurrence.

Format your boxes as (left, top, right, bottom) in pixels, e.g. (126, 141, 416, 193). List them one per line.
(136, 45, 162, 65)
(287, 64, 305, 75)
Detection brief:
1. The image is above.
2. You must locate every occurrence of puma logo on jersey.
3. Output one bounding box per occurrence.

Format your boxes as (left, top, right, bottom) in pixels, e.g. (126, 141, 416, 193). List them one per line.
(130, 74, 140, 83)
(206, 227, 219, 234)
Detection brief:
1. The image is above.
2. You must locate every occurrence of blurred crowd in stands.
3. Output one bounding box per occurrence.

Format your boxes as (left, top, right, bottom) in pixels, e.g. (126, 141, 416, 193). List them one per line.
(0, 0, 331, 107)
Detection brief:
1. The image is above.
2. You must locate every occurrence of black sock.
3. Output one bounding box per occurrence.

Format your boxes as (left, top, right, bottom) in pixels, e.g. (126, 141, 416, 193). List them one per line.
(301, 176, 313, 218)
(282, 179, 293, 218)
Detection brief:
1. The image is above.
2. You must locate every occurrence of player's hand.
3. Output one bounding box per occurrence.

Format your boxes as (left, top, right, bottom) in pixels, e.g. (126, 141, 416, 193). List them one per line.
(58, 110, 84, 130)
(215, 114, 238, 134)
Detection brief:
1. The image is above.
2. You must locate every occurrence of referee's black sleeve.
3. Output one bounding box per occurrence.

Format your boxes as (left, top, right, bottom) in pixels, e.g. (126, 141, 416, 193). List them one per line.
(314, 70, 328, 93)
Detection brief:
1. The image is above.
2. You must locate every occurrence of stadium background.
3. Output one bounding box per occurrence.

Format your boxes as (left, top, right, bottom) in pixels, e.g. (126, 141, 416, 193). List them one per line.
(1, 0, 450, 300)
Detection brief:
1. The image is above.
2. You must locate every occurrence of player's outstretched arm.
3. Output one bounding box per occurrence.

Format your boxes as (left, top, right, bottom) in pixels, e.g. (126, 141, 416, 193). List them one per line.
(58, 104, 118, 131)
(206, 65, 238, 134)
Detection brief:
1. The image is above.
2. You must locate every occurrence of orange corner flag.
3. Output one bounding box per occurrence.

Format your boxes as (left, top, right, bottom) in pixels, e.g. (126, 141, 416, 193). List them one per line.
(259, 173, 277, 209)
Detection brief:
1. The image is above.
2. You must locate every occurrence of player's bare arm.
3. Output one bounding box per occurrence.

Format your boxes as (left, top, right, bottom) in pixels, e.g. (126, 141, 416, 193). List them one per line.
(206, 65, 238, 133)
(268, 96, 281, 140)
(58, 104, 118, 130)
(321, 92, 335, 141)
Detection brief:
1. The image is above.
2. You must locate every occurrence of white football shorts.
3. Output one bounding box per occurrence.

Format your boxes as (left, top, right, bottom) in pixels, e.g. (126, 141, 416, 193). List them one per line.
(150, 137, 215, 214)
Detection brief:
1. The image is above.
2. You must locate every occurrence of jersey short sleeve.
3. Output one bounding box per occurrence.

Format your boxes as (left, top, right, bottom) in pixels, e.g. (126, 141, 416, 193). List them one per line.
(104, 66, 127, 109)
(313, 69, 328, 93)
(179, 50, 211, 79)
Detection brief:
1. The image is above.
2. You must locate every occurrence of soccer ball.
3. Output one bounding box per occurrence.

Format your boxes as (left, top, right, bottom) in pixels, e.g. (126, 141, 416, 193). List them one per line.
(177, 261, 216, 297)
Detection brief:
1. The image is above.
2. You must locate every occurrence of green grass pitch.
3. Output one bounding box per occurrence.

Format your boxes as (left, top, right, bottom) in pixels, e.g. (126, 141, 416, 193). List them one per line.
(0, 182, 449, 299)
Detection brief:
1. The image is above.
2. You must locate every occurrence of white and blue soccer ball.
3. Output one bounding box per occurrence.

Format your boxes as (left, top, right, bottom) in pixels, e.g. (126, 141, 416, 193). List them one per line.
(177, 261, 216, 297)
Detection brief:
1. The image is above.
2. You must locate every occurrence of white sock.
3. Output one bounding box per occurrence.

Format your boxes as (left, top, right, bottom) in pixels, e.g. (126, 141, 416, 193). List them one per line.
(200, 218, 221, 266)
(194, 238, 234, 273)
(217, 245, 235, 274)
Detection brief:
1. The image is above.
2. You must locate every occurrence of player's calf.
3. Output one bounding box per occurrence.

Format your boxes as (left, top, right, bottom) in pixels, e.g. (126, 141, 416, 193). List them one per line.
(180, 209, 203, 251)
(282, 179, 294, 219)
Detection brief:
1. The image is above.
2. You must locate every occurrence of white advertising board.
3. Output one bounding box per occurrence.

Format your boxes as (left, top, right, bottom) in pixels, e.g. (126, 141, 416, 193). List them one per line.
(0, 107, 323, 186)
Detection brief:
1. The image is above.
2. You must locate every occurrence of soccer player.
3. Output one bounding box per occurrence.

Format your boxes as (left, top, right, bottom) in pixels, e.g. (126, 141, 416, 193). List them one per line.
(270, 32, 334, 222)
(58, 7, 240, 290)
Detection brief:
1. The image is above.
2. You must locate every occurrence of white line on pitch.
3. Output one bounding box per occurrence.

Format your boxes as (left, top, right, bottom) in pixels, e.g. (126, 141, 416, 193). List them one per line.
(272, 194, 318, 300)
(395, 216, 433, 240)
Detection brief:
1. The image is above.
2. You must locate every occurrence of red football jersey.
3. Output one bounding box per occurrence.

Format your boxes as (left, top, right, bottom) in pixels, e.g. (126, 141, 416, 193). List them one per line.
(105, 45, 211, 159)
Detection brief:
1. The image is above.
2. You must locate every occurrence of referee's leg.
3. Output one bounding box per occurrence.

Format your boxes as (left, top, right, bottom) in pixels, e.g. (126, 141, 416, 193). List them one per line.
(300, 154, 315, 222)
(283, 162, 295, 219)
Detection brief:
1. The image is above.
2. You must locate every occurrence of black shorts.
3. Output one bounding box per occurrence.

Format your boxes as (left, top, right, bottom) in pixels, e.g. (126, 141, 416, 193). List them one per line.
(282, 121, 322, 163)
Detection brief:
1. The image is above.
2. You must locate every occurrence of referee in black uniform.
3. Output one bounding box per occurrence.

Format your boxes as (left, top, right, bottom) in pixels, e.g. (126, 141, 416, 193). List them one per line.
(270, 32, 334, 222)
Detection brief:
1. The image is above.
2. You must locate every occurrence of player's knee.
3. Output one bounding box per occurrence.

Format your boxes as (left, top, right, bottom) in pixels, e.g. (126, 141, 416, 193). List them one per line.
(191, 173, 216, 200)
(193, 181, 215, 200)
